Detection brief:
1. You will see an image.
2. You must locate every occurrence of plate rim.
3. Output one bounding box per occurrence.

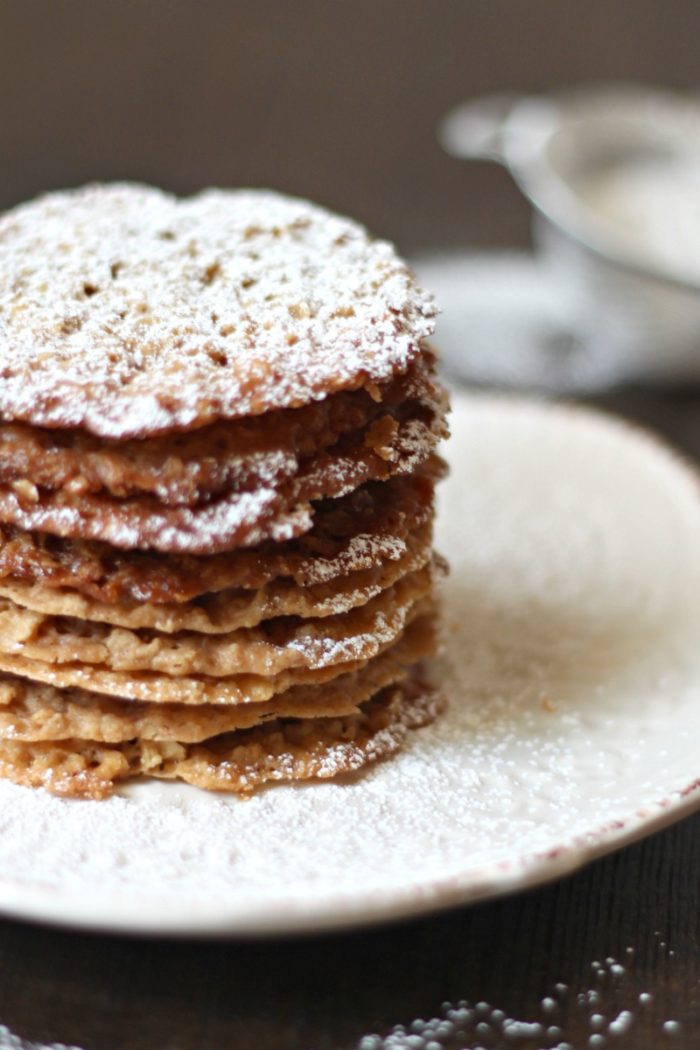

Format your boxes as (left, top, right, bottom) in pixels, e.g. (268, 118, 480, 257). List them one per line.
(0, 784, 698, 937)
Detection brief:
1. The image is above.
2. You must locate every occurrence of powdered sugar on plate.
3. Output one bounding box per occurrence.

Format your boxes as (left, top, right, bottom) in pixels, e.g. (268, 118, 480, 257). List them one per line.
(3, 394, 700, 933)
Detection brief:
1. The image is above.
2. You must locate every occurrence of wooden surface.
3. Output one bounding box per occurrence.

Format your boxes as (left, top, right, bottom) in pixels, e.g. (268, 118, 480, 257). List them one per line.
(0, 387, 698, 1050)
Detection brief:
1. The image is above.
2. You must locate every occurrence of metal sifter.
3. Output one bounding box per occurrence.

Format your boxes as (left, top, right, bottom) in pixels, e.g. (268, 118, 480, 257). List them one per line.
(440, 83, 700, 387)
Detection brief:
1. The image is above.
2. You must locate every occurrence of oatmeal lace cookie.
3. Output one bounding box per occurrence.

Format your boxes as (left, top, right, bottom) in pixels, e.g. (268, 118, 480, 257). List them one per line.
(0, 184, 448, 798)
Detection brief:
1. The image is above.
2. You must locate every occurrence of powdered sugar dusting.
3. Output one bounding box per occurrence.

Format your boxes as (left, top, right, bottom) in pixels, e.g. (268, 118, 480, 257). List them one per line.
(285, 586, 430, 669)
(0, 415, 438, 553)
(0, 184, 436, 437)
(301, 533, 409, 584)
(0, 481, 305, 552)
(3, 395, 700, 933)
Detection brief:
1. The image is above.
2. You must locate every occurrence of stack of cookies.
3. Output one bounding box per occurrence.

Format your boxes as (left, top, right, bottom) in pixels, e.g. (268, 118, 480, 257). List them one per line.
(0, 184, 448, 799)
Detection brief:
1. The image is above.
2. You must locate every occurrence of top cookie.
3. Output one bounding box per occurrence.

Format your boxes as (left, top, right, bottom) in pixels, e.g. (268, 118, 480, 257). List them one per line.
(0, 184, 436, 439)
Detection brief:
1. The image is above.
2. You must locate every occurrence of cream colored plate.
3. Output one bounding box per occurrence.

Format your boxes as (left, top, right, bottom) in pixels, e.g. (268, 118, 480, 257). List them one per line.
(1, 392, 700, 935)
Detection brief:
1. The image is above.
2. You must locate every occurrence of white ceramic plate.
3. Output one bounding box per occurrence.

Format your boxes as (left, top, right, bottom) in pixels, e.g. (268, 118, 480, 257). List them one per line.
(2, 393, 700, 936)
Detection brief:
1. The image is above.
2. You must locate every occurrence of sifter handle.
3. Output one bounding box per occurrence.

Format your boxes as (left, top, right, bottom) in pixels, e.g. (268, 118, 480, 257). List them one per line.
(439, 93, 522, 163)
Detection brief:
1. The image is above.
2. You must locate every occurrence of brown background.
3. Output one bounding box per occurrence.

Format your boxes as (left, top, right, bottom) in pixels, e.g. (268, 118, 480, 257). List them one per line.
(2, 3, 700, 1049)
(2, 0, 699, 252)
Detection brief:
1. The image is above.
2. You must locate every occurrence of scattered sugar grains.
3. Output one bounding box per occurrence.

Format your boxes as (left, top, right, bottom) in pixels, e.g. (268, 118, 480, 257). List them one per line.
(0, 1026, 81, 1050)
(353, 955, 683, 1049)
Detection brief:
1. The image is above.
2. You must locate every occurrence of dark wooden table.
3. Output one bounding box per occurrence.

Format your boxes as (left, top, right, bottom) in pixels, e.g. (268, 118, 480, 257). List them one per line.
(0, 387, 699, 1050)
